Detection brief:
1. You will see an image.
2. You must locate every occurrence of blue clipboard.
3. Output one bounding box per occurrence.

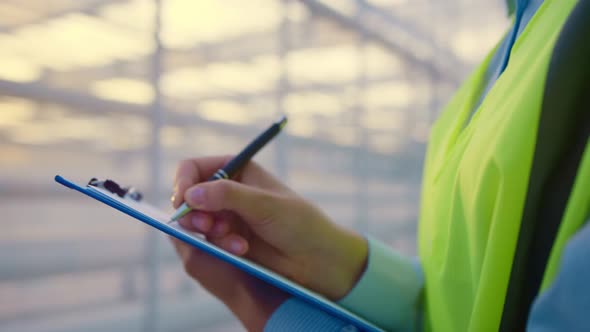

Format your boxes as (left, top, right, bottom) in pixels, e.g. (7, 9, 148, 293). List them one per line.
(55, 175, 384, 332)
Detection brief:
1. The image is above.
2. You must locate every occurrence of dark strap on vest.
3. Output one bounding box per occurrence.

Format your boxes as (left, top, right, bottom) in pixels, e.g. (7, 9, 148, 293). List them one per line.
(500, 1, 590, 331)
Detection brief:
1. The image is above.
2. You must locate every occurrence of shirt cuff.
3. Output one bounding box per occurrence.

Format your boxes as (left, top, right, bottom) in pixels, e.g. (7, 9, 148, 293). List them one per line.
(338, 237, 424, 332)
(264, 297, 353, 332)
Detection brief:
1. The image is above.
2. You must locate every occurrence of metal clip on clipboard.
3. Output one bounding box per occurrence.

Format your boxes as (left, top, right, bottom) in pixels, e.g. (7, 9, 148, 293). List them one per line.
(87, 178, 143, 202)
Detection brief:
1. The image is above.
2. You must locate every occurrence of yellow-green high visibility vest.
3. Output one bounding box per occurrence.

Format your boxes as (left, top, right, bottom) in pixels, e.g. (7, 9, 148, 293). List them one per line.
(418, 0, 590, 330)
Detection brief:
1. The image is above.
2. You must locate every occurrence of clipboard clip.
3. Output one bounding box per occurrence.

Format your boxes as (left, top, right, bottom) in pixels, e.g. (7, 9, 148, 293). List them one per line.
(88, 178, 143, 202)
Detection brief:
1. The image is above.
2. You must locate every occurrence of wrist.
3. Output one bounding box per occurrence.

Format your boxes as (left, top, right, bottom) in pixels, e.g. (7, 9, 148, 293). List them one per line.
(231, 279, 289, 332)
(310, 225, 368, 300)
(332, 227, 369, 299)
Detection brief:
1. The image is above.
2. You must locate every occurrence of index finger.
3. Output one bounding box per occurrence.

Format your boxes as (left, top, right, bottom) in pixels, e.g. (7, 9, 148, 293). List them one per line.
(172, 155, 232, 208)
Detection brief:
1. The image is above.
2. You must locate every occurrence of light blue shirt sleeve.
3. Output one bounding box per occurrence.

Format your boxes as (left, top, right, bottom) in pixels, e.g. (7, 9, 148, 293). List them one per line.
(265, 237, 424, 332)
(527, 220, 590, 331)
(263, 297, 355, 332)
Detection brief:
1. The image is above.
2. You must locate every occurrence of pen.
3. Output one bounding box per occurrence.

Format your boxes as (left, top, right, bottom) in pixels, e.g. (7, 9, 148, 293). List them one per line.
(169, 115, 288, 222)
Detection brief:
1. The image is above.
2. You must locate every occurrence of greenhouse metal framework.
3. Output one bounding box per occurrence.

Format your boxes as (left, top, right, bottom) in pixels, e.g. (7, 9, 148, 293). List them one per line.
(0, 1, 506, 331)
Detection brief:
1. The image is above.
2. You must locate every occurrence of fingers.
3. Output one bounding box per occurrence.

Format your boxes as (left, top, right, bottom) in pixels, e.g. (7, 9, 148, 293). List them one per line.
(209, 233, 249, 256)
(179, 210, 242, 237)
(178, 211, 214, 233)
(172, 156, 232, 208)
(172, 223, 249, 256)
(171, 237, 193, 263)
(172, 161, 198, 208)
(177, 210, 248, 256)
(170, 237, 241, 302)
(184, 179, 277, 224)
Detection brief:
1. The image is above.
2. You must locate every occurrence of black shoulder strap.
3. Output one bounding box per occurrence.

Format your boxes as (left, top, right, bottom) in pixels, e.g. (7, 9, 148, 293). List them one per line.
(500, 1, 590, 331)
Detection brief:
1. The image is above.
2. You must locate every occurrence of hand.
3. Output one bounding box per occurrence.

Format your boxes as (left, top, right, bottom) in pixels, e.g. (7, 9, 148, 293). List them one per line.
(171, 156, 368, 330)
(171, 237, 287, 332)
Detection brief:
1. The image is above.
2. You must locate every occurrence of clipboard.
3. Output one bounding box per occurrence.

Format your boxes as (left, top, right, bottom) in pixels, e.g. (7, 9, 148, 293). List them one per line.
(55, 175, 385, 332)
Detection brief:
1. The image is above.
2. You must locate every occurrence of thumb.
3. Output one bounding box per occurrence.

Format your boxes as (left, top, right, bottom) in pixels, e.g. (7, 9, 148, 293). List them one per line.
(184, 179, 278, 224)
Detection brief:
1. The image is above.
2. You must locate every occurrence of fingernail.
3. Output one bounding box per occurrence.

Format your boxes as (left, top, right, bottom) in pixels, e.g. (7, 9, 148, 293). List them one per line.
(172, 180, 184, 204)
(192, 215, 212, 232)
(230, 240, 244, 253)
(187, 187, 205, 207)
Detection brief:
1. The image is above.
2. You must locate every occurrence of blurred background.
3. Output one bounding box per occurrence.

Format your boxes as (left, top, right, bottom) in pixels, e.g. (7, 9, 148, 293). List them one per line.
(0, 1, 508, 331)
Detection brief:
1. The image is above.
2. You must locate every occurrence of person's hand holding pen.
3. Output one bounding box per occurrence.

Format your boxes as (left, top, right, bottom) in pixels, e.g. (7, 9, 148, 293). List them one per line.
(170, 156, 368, 331)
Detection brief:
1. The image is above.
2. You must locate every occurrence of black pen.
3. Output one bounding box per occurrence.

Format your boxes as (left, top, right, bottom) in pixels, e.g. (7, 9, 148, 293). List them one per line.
(169, 116, 288, 222)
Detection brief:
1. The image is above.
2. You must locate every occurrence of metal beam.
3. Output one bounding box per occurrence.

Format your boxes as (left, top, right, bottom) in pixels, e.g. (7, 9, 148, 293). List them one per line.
(0, 79, 411, 159)
(0, 0, 125, 33)
(41, 2, 462, 87)
(357, 1, 465, 73)
(300, 0, 462, 84)
(2, 0, 462, 87)
(0, 74, 418, 119)
(45, 18, 357, 84)
(142, 1, 162, 330)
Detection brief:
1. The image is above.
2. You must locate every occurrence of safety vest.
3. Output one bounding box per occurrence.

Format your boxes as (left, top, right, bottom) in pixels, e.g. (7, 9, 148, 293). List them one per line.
(418, 0, 590, 330)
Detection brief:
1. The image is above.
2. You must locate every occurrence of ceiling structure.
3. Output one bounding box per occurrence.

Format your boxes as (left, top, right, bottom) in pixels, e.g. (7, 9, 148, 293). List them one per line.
(0, 0, 506, 154)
